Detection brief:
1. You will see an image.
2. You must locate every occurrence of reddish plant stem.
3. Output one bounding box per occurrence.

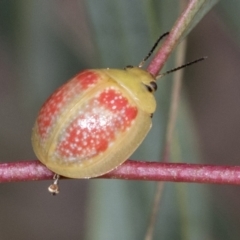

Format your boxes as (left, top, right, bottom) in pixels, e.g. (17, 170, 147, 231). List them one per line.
(0, 161, 53, 182)
(147, 0, 196, 76)
(1, 160, 240, 185)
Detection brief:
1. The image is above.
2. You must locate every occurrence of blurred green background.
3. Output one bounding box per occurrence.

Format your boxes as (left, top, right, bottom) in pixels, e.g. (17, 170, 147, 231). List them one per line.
(1, 1, 240, 239)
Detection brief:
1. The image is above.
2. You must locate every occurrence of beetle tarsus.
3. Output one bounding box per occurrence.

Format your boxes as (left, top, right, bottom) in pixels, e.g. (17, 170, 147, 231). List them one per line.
(48, 174, 60, 195)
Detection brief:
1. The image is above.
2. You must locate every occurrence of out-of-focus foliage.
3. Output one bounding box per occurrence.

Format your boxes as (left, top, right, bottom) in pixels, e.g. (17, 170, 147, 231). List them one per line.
(1, 1, 240, 240)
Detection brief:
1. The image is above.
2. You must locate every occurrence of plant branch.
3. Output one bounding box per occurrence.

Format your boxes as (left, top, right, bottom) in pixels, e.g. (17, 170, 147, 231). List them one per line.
(1, 160, 240, 185)
(146, 0, 218, 76)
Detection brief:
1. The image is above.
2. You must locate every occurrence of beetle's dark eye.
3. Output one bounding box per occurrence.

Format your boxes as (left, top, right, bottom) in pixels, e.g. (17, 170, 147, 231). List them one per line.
(144, 84, 152, 92)
(124, 65, 134, 69)
(144, 81, 158, 92)
(150, 81, 157, 91)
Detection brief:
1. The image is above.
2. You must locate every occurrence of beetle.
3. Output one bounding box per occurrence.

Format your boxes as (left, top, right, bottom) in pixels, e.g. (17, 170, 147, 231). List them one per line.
(31, 32, 204, 193)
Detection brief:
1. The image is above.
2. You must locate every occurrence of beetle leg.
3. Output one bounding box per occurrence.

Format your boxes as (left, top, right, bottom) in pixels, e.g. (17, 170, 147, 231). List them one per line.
(48, 173, 60, 195)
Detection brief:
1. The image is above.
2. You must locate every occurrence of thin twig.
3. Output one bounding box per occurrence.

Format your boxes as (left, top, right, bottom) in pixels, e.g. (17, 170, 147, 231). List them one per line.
(147, 0, 202, 76)
(1, 160, 240, 185)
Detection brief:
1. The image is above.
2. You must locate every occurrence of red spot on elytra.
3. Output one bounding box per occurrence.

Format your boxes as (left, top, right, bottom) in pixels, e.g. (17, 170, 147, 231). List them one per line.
(56, 88, 138, 161)
(98, 89, 129, 111)
(37, 85, 67, 138)
(75, 70, 99, 90)
(125, 106, 138, 121)
(57, 112, 113, 159)
(36, 70, 101, 140)
(98, 89, 138, 124)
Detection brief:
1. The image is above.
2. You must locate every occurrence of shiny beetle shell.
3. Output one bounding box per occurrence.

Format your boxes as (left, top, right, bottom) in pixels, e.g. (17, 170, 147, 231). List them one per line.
(32, 67, 156, 178)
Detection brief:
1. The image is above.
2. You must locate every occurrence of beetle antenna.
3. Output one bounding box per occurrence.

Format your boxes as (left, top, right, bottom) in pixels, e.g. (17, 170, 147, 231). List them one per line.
(157, 56, 207, 79)
(138, 32, 169, 68)
(48, 174, 60, 195)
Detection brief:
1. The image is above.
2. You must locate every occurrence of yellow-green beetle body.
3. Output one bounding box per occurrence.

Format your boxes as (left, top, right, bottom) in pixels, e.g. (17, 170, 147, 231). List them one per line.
(32, 67, 157, 178)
